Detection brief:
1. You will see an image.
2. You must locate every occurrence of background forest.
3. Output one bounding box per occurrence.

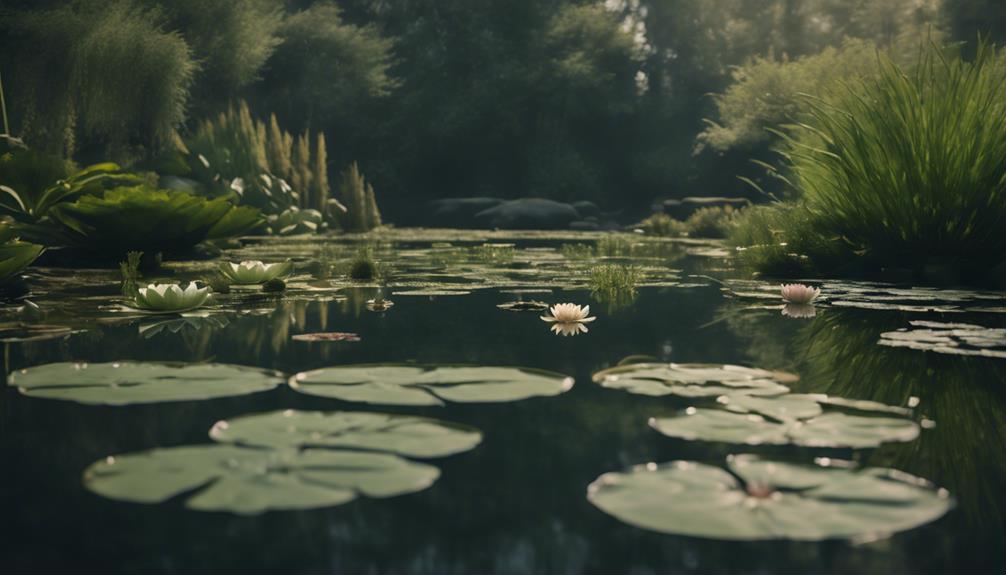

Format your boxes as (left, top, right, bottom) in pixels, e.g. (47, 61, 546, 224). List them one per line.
(1, 0, 1003, 224)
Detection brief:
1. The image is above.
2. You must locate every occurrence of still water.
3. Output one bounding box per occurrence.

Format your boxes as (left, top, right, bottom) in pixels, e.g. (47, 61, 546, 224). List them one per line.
(2, 232, 1004, 574)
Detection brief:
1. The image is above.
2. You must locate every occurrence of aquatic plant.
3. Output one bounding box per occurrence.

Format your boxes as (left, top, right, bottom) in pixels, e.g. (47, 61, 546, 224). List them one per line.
(595, 234, 636, 257)
(290, 364, 574, 406)
(540, 303, 596, 324)
(589, 264, 640, 295)
(266, 206, 325, 235)
(9, 361, 283, 405)
(634, 207, 737, 238)
(588, 454, 952, 541)
(781, 283, 820, 304)
(348, 248, 380, 280)
(129, 283, 212, 314)
(472, 243, 515, 264)
(335, 162, 382, 232)
(84, 411, 480, 514)
(0, 153, 142, 223)
(47, 185, 261, 254)
(0, 224, 44, 283)
(219, 260, 293, 285)
(118, 251, 143, 299)
(733, 42, 1006, 281)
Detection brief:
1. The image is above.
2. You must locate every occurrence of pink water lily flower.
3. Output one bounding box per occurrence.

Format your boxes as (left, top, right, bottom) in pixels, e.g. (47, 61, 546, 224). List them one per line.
(780, 283, 820, 305)
(541, 303, 596, 323)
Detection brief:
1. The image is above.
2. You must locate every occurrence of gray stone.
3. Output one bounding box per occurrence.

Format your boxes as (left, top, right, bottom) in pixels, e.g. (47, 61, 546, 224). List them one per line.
(429, 197, 505, 228)
(572, 200, 601, 218)
(473, 198, 580, 230)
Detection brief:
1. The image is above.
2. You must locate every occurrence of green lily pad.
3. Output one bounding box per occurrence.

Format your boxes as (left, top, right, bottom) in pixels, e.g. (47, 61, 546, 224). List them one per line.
(587, 454, 953, 541)
(290, 364, 575, 406)
(593, 363, 796, 399)
(84, 445, 439, 515)
(879, 321, 1006, 359)
(84, 409, 482, 515)
(650, 408, 919, 448)
(8, 362, 285, 405)
(209, 410, 483, 458)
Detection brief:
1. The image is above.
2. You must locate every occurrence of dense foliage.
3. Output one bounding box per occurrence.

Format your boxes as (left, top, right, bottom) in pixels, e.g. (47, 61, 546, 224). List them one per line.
(728, 42, 1006, 282)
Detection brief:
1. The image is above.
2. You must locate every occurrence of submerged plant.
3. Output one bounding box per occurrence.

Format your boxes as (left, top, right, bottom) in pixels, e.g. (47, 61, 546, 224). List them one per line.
(128, 282, 212, 313)
(219, 260, 293, 285)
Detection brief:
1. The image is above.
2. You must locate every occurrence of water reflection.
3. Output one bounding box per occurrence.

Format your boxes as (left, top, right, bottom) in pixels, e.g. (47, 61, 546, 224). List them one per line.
(726, 305, 1006, 535)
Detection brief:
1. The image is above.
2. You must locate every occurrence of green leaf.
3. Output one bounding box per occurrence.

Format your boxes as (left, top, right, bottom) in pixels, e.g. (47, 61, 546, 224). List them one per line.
(8, 362, 285, 405)
(592, 362, 796, 398)
(84, 445, 439, 515)
(587, 454, 953, 541)
(290, 364, 575, 406)
(649, 408, 919, 448)
(210, 410, 483, 458)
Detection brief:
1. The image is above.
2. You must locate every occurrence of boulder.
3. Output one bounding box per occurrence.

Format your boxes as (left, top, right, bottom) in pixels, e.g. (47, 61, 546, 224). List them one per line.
(473, 198, 580, 230)
(662, 196, 750, 220)
(572, 200, 601, 218)
(429, 197, 505, 228)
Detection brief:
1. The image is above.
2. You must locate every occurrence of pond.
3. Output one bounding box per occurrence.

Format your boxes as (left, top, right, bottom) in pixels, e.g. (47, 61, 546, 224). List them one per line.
(2, 230, 1004, 574)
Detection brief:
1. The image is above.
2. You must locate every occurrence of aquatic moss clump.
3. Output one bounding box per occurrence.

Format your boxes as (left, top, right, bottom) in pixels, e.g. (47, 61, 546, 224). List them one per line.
(348, 248, 380, 280)
(731, 42, 1006, 284)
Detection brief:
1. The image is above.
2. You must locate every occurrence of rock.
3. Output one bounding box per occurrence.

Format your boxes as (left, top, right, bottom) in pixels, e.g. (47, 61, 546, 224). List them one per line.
(662, 197, 750, 220)
(569, 220, 601, 231)
(572, 200, 601, 218)
(473, 198, 581, 230)
(429, 197, 505, 228)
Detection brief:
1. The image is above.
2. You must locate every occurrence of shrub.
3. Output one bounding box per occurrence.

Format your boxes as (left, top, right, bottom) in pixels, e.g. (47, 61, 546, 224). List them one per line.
(731, 42, 1006, 281)
(634, 207, 736, 238)
(0, 1, 196, 160)
(186, 102, 333, 217)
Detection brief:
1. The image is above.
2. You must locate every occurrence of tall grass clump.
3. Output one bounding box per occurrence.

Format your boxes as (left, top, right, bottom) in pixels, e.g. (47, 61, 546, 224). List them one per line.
(733, 41, 1006, 282)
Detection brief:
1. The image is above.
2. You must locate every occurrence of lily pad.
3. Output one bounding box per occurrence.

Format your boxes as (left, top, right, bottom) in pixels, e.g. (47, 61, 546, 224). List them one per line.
(291, 332, 361, 342)
(392, 289, 472, 296)
(84, 445, 439, 515)
(290, 364, 574, 406)
(209, 410, 483, 458)
(879, 321, 1006, 359)
(8, 362, 285, 405)
(593, 363, 796, 399)
(84, 409, 482, 515)
(649, 408, 919, 448)
(0, 323, 73, 343)
(497, 300, 550, 311)
(587, 454, 953, 541)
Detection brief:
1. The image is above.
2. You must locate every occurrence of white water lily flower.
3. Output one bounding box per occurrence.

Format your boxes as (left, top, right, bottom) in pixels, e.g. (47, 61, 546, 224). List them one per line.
(550, 322, 590, 337)
(780, 283, 820, 304)
(132, 282, 211, 313)
(782, 303, 817, 319)
(220, 260, 293, 285)
(541, 303, 596, 323)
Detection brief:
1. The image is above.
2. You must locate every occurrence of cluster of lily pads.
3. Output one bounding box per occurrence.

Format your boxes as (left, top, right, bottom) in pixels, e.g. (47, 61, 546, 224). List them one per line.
(585, 361, 953, 540)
